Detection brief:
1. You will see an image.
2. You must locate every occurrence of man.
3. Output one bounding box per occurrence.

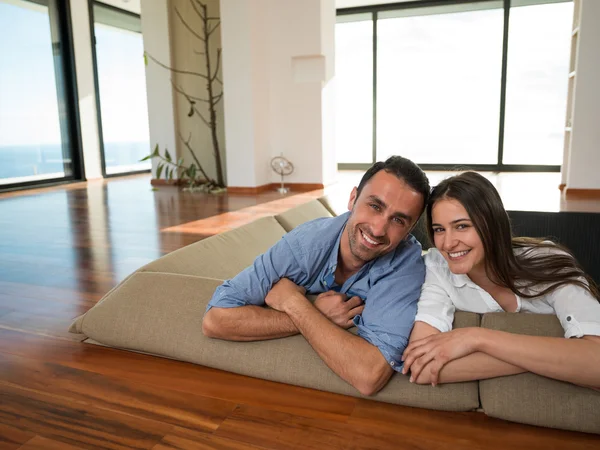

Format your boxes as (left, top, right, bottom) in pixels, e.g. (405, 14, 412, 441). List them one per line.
(203, 156, 429, 395)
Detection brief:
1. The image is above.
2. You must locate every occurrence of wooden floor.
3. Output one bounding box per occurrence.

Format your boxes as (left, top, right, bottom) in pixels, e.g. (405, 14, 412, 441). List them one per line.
(1, 174, 599, 450)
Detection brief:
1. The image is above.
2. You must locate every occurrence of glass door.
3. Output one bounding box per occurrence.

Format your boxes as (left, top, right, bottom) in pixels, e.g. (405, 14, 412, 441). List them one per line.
(92, 2, 151, 176)
(0, 0, 81, 188)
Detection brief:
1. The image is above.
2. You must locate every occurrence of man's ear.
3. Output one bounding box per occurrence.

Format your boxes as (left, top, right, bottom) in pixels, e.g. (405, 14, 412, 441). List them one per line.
(348, 187, 358, 211)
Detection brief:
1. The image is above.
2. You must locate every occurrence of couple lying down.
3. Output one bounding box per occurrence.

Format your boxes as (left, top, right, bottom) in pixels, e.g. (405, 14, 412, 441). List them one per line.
(202, 156, 600, 395)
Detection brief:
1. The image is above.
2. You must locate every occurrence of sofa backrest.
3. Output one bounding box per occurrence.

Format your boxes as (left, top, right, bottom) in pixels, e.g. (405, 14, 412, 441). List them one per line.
(141, 216, 287, 280)
(274, 199, 334, 232)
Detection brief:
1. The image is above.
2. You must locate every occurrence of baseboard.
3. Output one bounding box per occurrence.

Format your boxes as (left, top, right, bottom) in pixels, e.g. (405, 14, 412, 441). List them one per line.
(564, 188, 600, 199)
(150, 178, 207, 187)
(228, 183, 324, 194)
(150, 179, 182, 187)
(226, 184, 273, 194)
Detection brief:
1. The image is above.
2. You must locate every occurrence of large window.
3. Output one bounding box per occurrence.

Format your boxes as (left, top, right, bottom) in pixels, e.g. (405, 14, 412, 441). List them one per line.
(0, 0, 80, 187)
(93, 3, 151, 176)
(503, 0, 573, 165)
(335, 15, 373, 164)
(336, 0, 574, 171)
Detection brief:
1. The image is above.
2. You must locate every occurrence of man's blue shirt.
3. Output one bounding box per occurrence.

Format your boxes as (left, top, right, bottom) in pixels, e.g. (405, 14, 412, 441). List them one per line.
(206, 212, 425, 371)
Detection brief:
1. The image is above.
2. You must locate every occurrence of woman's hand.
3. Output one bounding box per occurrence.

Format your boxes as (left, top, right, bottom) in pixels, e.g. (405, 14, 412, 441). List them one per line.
(402, 327, 484, 386)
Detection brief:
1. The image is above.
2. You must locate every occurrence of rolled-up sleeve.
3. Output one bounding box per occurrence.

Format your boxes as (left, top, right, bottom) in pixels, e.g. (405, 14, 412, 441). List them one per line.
(414, 266, 455, 333)
(355, 261, 425, 373)
(547, 283, 600, 338)
(206, 237, 306, 312)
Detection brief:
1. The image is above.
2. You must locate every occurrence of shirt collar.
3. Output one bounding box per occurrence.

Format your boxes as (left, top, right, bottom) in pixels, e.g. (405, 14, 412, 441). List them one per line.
(449, 272, 472, 288)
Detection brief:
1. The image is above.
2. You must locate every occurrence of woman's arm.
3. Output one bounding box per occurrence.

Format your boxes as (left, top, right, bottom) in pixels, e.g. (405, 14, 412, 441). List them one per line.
(404, 323, 524, 384)
(478, 331, 600, 388)
(404, 327, 600, 388)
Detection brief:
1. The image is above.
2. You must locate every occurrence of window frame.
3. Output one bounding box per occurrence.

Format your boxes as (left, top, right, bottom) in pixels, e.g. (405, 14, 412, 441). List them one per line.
(0, 0, 85, 193)
(336, 0, 570, 172)
(89, 0, 151, 179)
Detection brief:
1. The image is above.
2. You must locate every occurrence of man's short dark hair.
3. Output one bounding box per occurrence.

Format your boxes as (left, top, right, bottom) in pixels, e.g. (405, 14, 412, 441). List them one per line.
(356, 156, 430, 209)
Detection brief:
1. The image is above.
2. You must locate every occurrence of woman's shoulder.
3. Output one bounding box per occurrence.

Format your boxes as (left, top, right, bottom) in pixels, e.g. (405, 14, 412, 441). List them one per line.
(423, 248, 448, 267)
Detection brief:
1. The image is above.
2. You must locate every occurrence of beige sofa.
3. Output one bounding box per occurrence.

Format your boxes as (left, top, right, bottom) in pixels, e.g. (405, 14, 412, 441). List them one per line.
(69, 196, 600, 435)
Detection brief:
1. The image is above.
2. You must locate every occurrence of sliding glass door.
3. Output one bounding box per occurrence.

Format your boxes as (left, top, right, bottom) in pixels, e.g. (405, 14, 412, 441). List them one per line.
(92, 2, 150, 176)
(0, 0, 81, 187)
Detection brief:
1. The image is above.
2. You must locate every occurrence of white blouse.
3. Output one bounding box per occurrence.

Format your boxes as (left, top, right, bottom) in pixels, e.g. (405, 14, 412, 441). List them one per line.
(415, 248, 600, 338)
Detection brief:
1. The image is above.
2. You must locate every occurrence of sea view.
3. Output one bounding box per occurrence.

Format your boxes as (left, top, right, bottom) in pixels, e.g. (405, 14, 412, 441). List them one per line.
(0, 142, 151, 182)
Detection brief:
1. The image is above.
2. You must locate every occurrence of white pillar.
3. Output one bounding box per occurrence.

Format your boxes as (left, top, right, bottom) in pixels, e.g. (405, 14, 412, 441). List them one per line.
(140, 0, 177, 180)
(563, 0, 600, 192)
(70, 0, 102, 180)
(220, 0, 336, 189)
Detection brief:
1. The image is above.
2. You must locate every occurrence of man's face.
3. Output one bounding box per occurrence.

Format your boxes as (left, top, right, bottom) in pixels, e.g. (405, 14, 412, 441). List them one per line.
(343, 170, 424, 265)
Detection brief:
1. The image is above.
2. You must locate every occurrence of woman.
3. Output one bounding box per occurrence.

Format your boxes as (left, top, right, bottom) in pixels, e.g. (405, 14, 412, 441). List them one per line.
(401, 172, 600, 389)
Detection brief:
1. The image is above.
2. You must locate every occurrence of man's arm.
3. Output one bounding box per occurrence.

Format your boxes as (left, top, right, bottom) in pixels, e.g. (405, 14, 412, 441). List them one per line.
(203, 282, 365, 341)
(202, 236, 307, 341)
(202, 305, 298, 341)
(266, 280, 392, 396)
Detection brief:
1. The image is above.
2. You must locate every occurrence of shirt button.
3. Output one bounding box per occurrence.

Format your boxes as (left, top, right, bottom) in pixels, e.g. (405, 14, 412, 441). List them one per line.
(390, 362, 395, 367)
(566, 316, 572, 322)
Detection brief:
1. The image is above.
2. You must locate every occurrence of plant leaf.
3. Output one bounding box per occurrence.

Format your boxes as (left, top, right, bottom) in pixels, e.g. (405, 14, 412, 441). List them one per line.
(153, 144, 160, 157)
(144, 52, 148, 66)
(139, 154, 153, 162)
(156, 163, 164, 180)
(177, 158, 184, 167)
(165, 149, 172, 162)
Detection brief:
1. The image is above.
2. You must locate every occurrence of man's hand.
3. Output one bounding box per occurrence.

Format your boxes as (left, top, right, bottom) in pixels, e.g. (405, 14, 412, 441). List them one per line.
(314, 291, 364, 329)
(265, 278, 306, 312)
(402, 327, 483, 386)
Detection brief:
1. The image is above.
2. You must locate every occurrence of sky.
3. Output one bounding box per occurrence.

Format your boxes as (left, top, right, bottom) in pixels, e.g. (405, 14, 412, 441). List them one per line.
(0, 0, 149, 148)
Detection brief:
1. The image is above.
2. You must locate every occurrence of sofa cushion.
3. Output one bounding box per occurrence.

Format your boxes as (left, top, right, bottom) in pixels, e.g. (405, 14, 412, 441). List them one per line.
(139, 216, 287, 280)
(479, 312, 600, 434)
(274, 199, 333, 232)
(70, 271, 480, 412)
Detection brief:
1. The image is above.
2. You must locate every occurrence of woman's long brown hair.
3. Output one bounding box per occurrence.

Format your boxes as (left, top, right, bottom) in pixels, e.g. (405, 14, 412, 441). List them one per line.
(426, 172, 600, 300)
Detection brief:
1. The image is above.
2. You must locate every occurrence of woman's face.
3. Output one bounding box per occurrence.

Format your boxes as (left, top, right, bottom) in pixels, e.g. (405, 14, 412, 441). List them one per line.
(431, 198, 485, 276)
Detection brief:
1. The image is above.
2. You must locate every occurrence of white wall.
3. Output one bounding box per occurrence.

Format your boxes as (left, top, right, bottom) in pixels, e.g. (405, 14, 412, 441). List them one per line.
(70, 0, 103, 180)
(220, 0, 336, 188)
(220, 0, 262, 187)
(140, 0, 177, 178)
(565, 0, 600, 190)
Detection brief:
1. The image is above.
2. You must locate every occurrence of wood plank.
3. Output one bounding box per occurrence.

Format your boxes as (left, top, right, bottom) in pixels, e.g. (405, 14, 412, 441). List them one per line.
(0, 311, 86, 341)
(0, 281, 102, 305)
(0, 423, 35, 450)
(213, 404, 467, 450)
(348, 399, 600, 450)
(0, 382, 171, 450)
(0, 329, 357, 423)
(17, 435, 85, 450)
(151, 428, 272, 450)
(0, 352, 235, 432)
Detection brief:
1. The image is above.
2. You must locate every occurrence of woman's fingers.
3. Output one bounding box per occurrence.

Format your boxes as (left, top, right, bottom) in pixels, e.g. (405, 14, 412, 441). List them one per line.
(402, 335, 432, 362)
(401, 343, 429, 375)
(409, 351, 436, 383)
(428, 359, 447, 386)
